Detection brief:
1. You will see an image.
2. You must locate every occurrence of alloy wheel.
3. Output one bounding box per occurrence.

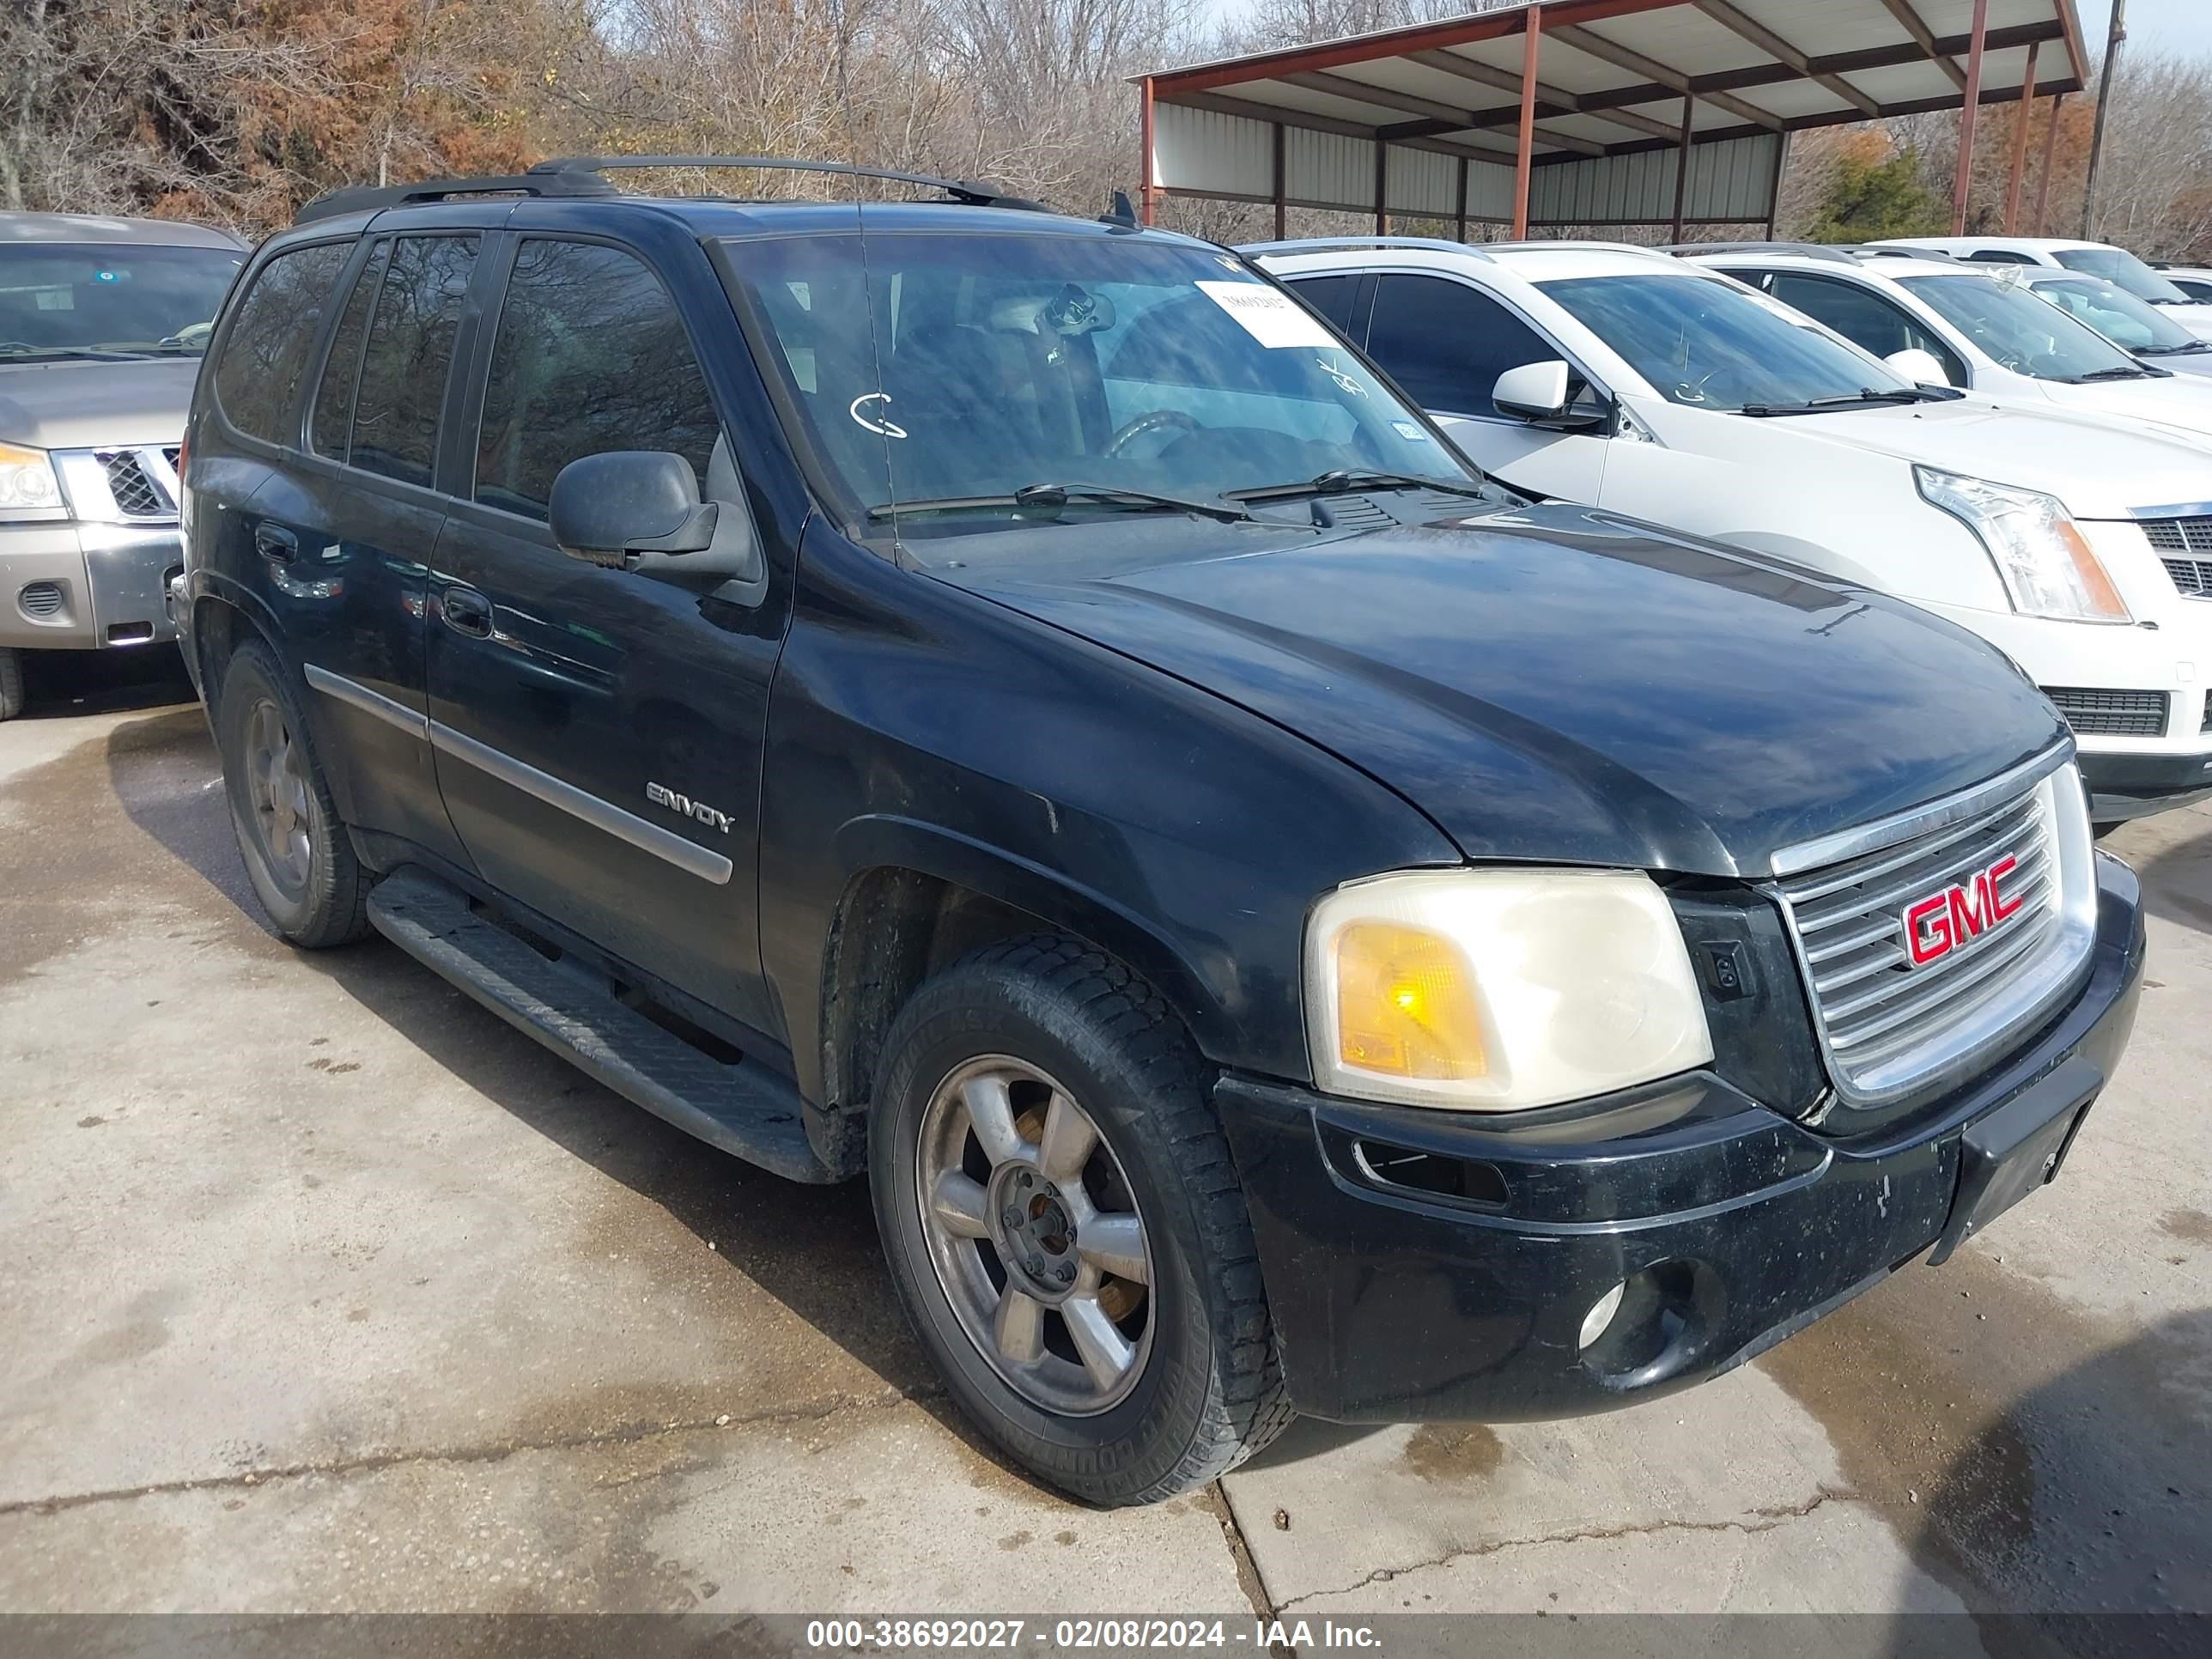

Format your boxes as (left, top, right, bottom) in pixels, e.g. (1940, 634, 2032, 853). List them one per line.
(244, 697, 313, 891)
(915, 1055, 1156, 1415)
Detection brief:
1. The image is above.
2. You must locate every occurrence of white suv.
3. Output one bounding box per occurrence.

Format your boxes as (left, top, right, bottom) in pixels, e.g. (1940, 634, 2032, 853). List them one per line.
(1249, 237, 2212, 823)
(1869, 237, 2212, 341)
(1686, 247, 2212, 429)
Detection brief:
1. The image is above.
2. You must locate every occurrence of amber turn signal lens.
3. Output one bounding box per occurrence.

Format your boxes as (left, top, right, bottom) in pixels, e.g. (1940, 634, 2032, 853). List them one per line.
(1333, 921, 1488, 1080)
(2056, 521, 2129, 621)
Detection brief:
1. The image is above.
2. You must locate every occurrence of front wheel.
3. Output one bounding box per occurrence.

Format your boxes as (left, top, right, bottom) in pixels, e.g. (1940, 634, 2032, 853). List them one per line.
(871, 935, 1291, 1506)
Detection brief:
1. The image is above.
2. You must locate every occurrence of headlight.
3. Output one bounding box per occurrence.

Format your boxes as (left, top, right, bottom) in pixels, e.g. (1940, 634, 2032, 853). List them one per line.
(1304, 867, 1714, 1111)
(1914, 465, 2130, 623)
(0, 441, 65, 518)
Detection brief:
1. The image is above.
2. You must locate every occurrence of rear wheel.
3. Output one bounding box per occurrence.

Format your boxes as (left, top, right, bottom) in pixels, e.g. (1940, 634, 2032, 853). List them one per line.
(216, 641, 371, 947)
(871, 934, 1291, 1505)
(0, 647, 23, 721)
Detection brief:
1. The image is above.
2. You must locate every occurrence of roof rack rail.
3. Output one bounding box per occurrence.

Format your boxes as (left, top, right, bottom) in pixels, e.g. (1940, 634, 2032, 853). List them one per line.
(295, 155, 1052, 226)
(1668, 240, 1858, 264)
(1238, 236, 1493, 260)
(528, 156, 1051, 211)
(295, 171, 614, 224)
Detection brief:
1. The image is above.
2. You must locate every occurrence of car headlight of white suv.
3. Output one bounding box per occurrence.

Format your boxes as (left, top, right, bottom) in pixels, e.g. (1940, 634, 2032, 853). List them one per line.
(1914, 465, 2131, 623)
(1305, 867, 1714, 1111)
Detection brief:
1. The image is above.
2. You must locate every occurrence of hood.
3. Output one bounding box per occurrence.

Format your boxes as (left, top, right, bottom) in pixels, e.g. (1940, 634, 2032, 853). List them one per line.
(0, 358, 198, 450)
(952, 505, 2066, 878)
(2162, 301, 2212, 341)
(2051, 372, 2212, 442)
(1777, 395, 2212, 519)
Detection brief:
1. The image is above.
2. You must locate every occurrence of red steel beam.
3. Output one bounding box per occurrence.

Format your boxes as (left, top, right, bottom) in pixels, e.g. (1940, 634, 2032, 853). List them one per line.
(1514, 6, 1543, 237)
(2004, 40, 2039, 232)
(1139, 76, 1156, 225)
(1668, 90, 1693, 240)
(1147, 0, 1674, 98)
(2033, 90, 2065, 235)
(1951, 0, 1990, 234)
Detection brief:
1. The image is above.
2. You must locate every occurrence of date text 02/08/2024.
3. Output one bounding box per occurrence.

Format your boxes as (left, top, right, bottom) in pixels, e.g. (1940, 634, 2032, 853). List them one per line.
(802, 1620, 1384, 1650)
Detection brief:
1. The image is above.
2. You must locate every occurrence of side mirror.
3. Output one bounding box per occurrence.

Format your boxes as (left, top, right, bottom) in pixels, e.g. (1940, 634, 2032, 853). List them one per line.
(1493, 360, 1573, 422)
(549, 452, 719, 568)
(1885, 347, 1954, 387)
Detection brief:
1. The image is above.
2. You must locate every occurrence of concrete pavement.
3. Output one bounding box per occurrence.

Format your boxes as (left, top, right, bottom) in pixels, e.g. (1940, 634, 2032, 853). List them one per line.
(1, 654, 2205, 1638)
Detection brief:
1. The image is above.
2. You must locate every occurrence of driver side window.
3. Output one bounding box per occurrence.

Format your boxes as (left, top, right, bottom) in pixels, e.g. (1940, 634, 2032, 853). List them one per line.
(1765, 273, 1967, 386)
(474, 239, 722, 523)
(1364, 275, 1579, 421)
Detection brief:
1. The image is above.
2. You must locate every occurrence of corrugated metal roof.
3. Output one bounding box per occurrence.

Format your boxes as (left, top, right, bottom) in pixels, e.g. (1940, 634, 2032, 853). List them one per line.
(1139, 0, 2087, 228)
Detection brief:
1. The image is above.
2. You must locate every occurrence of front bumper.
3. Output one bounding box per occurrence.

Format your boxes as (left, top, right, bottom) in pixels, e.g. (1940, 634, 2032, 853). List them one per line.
(1217, 853, 2146, 1424)
(0, 520, 183, 652)
(2078, 748, 2212, 820)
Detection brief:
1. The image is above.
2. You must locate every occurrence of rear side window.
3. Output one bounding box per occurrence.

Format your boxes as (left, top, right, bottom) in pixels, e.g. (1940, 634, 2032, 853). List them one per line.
(350, 234, 479, 488)
(1968, 250, 2036, 264)
(1288, 274, 1364, 340)
(473, 240, 720, 521)
(310, 241, 387, 459)
(1365, 274, 1558, 417)
(212, 242, 350, 445)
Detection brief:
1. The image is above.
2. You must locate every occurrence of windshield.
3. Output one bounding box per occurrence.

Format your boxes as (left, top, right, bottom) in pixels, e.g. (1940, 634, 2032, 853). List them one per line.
(0, 243, 243, 360)
(2027, 274, 2201, 351)
(1899, 272, 2146, 380)
(1537, 271, 1910, 412)
(721, 229, 1471, 537)
(2050, 246, 2192, 304)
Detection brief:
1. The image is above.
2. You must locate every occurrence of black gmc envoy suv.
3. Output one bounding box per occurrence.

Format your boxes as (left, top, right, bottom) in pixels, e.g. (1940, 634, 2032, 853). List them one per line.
(177, 159, 2145, 1506)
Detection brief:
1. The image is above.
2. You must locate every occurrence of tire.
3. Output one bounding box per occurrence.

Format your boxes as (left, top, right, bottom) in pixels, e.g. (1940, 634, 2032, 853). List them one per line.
(870, 933, 1291, 1506)
(216, 640, 372, 947)
(0, 647, 23, 721)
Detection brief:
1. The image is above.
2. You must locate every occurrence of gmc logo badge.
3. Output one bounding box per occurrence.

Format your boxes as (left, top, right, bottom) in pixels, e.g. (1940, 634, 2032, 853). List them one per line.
(1904, 855, 2024, 967)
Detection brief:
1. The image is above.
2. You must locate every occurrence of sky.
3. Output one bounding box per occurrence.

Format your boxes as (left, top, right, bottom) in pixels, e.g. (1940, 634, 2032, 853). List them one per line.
(2077, 0, 2212, 58)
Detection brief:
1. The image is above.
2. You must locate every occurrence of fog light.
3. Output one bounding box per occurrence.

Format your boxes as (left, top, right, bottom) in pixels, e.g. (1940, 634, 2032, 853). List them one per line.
(1578, 1280, 1626, 1351)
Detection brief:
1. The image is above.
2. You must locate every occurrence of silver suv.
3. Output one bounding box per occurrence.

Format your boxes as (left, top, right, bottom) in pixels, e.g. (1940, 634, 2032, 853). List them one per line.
(0, 211, 246, 718)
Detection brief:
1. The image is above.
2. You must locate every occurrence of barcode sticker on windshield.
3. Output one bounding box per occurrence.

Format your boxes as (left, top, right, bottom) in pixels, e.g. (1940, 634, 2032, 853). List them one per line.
(1197, 281, 1336, 348)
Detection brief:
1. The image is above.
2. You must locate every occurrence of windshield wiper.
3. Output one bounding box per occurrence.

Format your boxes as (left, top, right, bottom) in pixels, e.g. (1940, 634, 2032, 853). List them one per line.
(1737, 387, 1936, 417)
(2074, 364, 2157, 380)
(2136, 341, 2210, 357)
(866, 482, 1252, 523)
(0, 344, 137, 362)
(1224, 468, 1491, 504)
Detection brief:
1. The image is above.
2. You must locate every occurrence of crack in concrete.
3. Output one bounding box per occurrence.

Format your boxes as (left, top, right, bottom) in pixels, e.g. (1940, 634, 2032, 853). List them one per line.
(1198, 1482, 1275, 1621)
(0, 1384, 943, 1521)
(1270, 1486, 1858, 1611)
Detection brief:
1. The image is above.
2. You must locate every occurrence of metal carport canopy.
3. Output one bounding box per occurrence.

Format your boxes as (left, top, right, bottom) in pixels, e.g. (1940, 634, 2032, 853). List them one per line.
(1133, 0, 2087, 238)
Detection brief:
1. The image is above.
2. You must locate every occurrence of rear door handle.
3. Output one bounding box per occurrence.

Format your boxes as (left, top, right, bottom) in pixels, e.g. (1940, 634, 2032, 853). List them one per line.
(253, 522, 298, 563)
(441, 586, 492, 638)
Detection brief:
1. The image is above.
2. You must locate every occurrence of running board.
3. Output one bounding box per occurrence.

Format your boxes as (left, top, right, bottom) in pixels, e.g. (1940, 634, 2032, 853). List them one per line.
(368, 870, 836, 1183)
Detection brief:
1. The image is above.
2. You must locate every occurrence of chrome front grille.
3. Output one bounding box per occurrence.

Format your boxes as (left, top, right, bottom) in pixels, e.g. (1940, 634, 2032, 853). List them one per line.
(2141, 515, 2212, 553)
(96, 450, 173, 519)
(2142, 518, 2212, 598)
(1773, 754, 2094, 1109)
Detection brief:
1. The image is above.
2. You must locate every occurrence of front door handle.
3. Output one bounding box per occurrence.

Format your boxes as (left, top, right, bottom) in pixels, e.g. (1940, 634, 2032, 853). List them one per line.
(253, 522, 298, 563)
(441, 586, 492, 638)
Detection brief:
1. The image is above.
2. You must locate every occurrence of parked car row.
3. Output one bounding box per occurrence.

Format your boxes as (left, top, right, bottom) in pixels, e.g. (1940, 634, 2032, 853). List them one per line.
(6, 167, 2171, 1508)
(1251, 235, 2212, 827)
